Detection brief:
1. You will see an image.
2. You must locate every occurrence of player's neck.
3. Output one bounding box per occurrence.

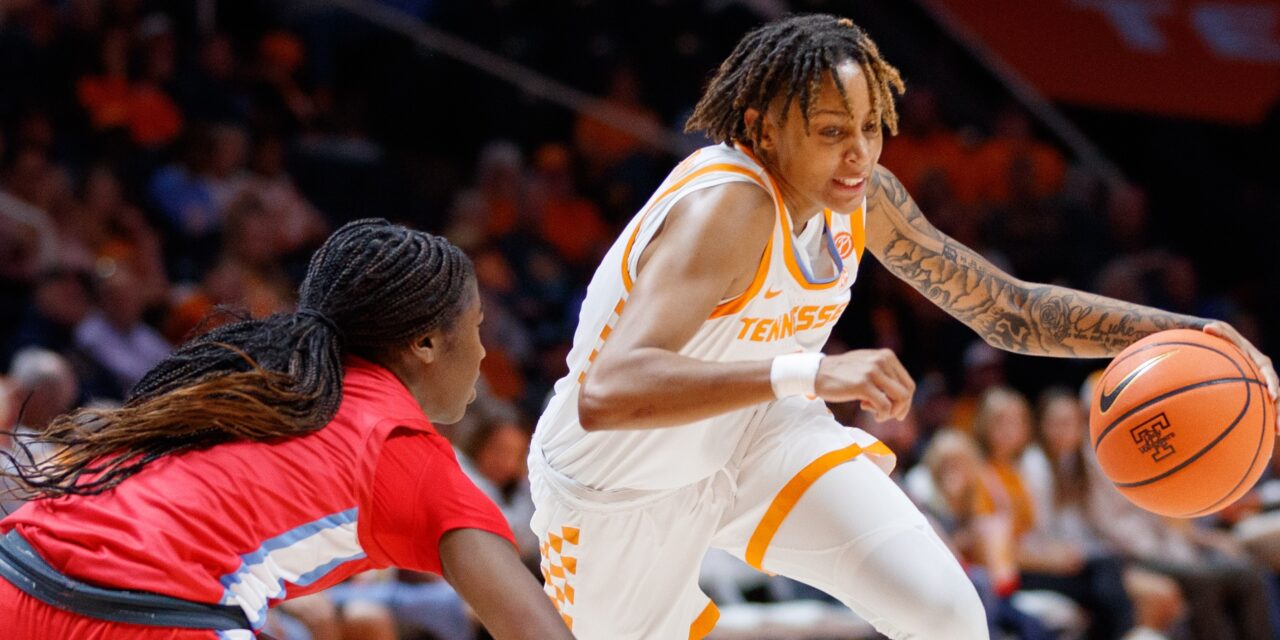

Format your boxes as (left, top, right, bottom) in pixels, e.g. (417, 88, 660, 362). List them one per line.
(777, 183, 824, 234)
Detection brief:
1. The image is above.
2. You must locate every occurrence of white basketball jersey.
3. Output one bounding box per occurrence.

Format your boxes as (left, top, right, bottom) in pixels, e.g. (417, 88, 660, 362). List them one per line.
(533, 143, 866, 490)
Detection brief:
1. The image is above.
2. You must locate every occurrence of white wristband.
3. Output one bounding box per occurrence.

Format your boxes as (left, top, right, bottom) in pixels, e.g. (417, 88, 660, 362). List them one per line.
(770, 352, 825, 399)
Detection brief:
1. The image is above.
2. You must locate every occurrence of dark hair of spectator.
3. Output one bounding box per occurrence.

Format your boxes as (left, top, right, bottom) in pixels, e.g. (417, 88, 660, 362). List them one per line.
(685, 14, 905, 147)
(2, 219, 475, 498)
(1036, 386, 1091, 509)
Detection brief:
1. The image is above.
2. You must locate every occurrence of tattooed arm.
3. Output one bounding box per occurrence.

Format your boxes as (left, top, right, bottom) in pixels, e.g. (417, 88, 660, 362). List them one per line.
(863, 164, 1207, 358)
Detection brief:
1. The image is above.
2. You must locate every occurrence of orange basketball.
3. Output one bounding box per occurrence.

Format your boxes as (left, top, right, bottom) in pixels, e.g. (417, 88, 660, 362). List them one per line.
(1089, 329, 1274, 518)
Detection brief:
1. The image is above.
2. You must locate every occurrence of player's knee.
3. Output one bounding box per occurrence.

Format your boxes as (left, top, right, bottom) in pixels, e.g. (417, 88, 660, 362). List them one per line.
(891, 573, 987, 640)
(832, 544, 988, 639)
(896, 568, 986, 638)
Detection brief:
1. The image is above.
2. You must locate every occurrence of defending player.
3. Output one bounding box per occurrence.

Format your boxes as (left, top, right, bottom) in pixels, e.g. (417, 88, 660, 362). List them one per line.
(0, 220, 574, 639)
(529, 14, 1278, 640)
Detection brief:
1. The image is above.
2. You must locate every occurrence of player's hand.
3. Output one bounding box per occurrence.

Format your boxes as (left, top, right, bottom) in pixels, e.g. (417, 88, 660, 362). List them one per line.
(1204, 322, 1278, 427)
(815, 349, 914, 421)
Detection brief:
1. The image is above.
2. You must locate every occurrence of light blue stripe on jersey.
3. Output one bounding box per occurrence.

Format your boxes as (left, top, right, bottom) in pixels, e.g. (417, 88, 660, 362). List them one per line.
(218, 507, 365, 629)
(791, 218, 844, 285)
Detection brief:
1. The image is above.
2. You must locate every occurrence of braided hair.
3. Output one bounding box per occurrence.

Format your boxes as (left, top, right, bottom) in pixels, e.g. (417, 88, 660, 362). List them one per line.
(3, 219, 474, 498)
(685, 14, 904, 147)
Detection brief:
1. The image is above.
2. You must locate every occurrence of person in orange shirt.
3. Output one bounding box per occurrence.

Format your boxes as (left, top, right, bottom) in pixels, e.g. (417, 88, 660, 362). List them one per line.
(573, 68, 664, 181)
(972, 107, 1066, 207)
(75, 28, 182, 149)
(973, 387, 1136, 640)
(528, 143, 610, 267)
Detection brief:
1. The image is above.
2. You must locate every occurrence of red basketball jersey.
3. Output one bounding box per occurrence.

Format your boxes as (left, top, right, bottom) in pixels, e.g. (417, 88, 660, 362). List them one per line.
(1, 355, 512, 634)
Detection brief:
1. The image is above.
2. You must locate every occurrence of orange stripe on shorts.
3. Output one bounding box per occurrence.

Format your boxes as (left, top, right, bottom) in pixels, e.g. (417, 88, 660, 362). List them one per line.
(744, 442, 877, 570)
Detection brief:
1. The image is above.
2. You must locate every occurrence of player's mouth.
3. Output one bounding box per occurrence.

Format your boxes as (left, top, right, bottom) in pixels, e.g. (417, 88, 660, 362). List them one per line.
(832, 175, 866, 197)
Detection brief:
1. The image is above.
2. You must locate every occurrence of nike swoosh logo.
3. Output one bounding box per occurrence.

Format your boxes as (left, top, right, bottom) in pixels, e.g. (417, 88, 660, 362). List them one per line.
(763, 288, 783, 299)
(1099, 351, 1177, 414)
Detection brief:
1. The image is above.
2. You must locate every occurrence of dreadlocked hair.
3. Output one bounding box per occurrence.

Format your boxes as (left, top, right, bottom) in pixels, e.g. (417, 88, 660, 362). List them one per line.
(3, 219, 474, 499)
(685, 14, 904, 147)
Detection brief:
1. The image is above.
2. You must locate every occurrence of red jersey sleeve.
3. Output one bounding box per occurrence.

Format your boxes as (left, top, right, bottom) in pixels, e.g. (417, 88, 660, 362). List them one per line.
(360, 427, 515, 574)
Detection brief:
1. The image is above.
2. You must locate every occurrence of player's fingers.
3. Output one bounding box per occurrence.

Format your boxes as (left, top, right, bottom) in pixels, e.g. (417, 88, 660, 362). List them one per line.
(869, 369, 911, 420)
(858, 382, 893, 421)
(877, 349, 916, 399)
(1204, 323, 1276, 401)
(1203, 321, 1234, 340)
(1262, 362, 1279, 404)
(1242, 348, 1276, 402)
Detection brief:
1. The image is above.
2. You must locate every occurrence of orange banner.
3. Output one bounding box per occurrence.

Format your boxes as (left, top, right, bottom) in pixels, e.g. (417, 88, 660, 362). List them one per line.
(929, 0, 1280, 124)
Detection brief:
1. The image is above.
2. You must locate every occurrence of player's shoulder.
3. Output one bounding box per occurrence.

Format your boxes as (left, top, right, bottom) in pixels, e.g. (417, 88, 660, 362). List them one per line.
(670, 144, 775, 216)
(656, 183, 773, 272)
(677, 143, 771, 183)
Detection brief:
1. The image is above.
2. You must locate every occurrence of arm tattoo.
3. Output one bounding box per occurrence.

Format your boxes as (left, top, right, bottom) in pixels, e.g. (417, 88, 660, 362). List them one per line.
(869, 167, 1206, 357)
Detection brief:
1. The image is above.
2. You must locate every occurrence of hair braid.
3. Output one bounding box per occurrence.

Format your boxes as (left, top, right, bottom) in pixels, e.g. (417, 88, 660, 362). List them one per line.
(686, 13, 905, 146)
(4, 219, 475, 499)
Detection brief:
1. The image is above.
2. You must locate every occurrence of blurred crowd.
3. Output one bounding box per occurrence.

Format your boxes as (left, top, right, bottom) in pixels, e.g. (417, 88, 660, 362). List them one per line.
(1, 1, 1277, 639)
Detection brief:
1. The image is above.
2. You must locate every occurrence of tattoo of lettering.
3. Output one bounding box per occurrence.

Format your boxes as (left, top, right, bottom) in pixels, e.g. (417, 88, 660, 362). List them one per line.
(868, 167, 1204, 357)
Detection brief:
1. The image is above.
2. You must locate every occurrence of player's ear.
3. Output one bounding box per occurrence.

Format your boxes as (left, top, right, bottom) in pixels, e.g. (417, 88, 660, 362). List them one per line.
(744, 107, 775, 153)
(408, 331, 439, 365)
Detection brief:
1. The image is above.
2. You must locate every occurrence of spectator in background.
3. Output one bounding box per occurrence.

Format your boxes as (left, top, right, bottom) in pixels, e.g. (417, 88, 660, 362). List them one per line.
(573, 66, 664, 219)
(175, 32, 251, 123)
(973, 106, 1066, 207)
(1104, 184, 1153, 256)
(322, 570, 470, 640)
(573, 67, 663, 182)
(1025, 388, 1180, 639)
(245, 133, 328, 257)
(250, 31, 317, 135)
(985, 147, 1070, 284)
(3, 266, 94, 364)
(148, 125, 219, 246)
(203, 191, 297, 318)
(206, 122, 250, 212)
(1097, 475, 1278, 640)
(877, 87, 968, 202)
(72, 165, 168, 304)
(74, 25, 182, 149)
(443, 190, 489, 252)
(528, 142, 609, 269)
(20, 162, 88, 272)
(4, 146, 57, 215)
(949, 341, 1007, 432)
(73, 265, 170, 397)
(460, 140, 526, 242)
(0, 204, 49, 297)
(1, 348, 78, 513)
(452, 396, 538, 566)
(905, 429, 1051, 640)
(3, 347, 77, 439)
(972, 386, 1135, 639)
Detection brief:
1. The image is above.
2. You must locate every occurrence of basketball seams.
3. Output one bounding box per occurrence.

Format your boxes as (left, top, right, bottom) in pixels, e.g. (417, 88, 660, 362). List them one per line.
(1103, 341, 1248, 385)
(1107, 337, 1249, 373)
(1093, 337, 1254, 447)
(1181, 377, 1271, 518)
(1109, 379, 1258, 488)
(1092, 377, 1258, 448)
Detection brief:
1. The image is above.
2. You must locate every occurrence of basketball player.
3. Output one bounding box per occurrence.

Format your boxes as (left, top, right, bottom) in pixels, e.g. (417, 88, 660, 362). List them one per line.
(0, 220, 573, 639)
(529, 14, 1278, 640)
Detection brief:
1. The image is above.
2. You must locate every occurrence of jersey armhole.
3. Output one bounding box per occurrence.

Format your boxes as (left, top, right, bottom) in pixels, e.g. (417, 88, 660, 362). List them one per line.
(621, 167, 774, 292)
(708, 232, 773, 319)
